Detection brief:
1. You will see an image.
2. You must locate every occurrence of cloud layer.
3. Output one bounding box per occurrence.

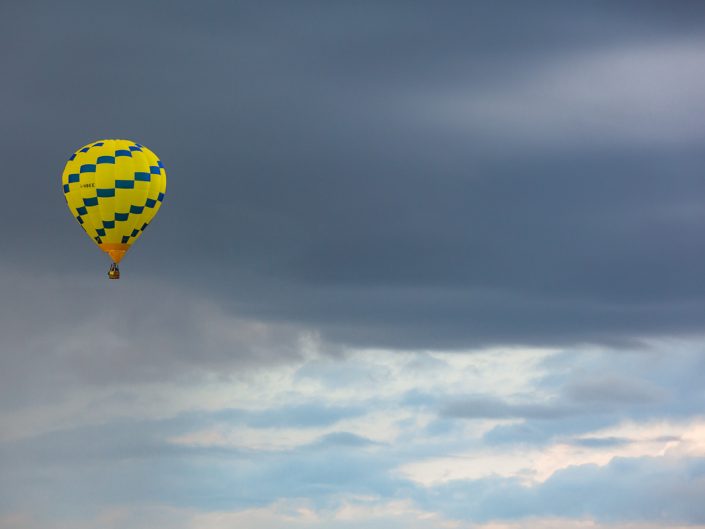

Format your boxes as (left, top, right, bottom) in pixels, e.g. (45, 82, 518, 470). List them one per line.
(2, 1, 705, 527)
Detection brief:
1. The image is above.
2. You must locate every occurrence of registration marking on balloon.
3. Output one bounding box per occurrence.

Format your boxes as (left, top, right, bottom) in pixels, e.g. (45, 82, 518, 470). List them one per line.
(62, 139, 167, 280)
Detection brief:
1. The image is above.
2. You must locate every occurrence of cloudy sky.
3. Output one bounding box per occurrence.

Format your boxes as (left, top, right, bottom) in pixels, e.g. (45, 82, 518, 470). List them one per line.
(3, 1, 705, 528)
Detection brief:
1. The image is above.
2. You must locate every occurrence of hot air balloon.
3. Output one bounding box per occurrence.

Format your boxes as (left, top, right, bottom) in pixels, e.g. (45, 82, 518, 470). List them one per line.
(62, 139, 166, 279)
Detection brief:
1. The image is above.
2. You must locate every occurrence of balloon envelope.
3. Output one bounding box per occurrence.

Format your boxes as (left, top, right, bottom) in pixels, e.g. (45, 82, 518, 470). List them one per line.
(62, 139, 166, 265)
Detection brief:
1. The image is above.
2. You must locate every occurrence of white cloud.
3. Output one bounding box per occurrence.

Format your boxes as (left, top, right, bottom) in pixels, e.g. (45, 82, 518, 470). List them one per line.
(3, 295, 705, 527)
(398, 418, 705, 486)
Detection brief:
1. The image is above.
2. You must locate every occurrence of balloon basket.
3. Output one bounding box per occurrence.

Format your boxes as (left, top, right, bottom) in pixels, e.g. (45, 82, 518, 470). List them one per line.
(108, 263, 120, 280)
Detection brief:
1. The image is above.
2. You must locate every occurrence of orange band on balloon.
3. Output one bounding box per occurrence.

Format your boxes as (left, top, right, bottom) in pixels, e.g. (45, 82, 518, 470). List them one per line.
(99, 243, 130, 264)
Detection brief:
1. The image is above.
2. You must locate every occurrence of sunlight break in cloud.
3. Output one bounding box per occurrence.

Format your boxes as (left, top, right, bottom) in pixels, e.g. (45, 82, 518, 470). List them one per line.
(426, 39, 705, 146)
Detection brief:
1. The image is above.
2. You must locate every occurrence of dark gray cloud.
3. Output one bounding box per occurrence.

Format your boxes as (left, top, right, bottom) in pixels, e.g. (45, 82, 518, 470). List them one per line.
(438, 346, 705, 446)
(563, 374, 666, 405)
(441, 367, 667, 422)
(215, 403, 368, 429)
(1, 1, 705, 352)
(0, 267, 307, 409)
(4, 5, 705, 524)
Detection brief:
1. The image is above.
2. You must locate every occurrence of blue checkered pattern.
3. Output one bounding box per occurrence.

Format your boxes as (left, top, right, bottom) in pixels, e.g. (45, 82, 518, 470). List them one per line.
(63, 139, 166, 247)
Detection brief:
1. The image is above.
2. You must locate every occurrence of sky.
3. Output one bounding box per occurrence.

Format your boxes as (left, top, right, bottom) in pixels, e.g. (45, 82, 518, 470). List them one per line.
(2, 1, 705, 527)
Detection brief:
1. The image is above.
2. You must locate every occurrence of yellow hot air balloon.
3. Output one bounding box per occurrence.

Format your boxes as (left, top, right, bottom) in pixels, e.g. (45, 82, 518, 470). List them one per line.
(62, 139, 167, 279)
